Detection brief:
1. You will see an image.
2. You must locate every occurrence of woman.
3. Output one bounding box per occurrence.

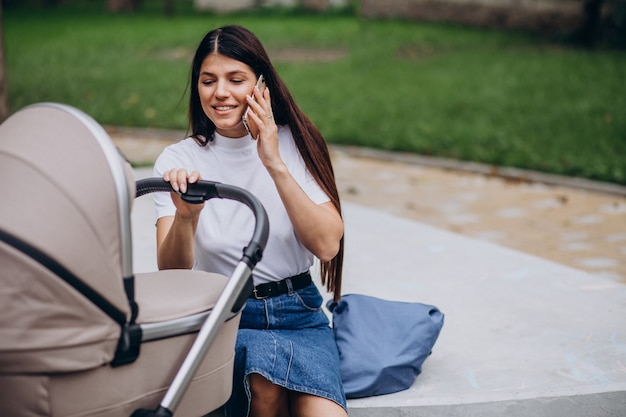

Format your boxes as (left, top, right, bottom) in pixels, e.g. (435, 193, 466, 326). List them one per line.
(153, 25, 347, 417)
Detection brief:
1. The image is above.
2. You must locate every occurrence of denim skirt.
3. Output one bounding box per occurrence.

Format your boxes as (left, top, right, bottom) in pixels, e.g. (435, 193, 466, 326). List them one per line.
(224, 283, 347, 416)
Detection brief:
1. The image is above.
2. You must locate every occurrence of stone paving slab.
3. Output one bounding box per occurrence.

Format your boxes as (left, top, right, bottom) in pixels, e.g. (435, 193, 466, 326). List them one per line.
(330, 147, 626, 288)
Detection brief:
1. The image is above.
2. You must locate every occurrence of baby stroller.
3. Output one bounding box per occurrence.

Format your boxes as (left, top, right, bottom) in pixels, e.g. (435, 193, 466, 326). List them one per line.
(0, 103, 269, 417)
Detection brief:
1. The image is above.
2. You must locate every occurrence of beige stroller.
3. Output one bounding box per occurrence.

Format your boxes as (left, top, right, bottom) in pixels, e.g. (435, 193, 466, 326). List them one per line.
(0, 103, 268, 417)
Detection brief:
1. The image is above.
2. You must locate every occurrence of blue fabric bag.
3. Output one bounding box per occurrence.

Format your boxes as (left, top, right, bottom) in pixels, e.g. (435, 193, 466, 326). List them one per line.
(327, 294, 444, 399)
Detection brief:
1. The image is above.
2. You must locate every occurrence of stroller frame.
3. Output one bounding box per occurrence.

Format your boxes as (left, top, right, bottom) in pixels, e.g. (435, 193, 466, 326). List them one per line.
(133, 177, 268, 416)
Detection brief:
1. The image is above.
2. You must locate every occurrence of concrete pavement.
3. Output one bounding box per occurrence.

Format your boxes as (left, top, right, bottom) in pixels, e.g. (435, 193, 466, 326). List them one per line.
(338, 203, 626, 416)
(130, 162, 626, 416)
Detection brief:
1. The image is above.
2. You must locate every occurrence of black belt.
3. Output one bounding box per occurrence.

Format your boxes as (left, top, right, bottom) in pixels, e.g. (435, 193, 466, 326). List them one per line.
(251, 271, 312, 299)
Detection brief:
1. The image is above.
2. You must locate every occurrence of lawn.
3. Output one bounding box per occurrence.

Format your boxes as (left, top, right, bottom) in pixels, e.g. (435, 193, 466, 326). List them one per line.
(3, 2, 626, 184)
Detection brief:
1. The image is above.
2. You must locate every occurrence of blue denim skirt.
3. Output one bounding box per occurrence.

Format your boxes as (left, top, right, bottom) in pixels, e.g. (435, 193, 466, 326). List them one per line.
(224, 283, 347, 416)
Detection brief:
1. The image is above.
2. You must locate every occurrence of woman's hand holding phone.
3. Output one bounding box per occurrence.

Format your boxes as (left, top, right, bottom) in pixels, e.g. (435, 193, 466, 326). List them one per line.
(243, 74, 267, 140)
(243, 75, 283, 172)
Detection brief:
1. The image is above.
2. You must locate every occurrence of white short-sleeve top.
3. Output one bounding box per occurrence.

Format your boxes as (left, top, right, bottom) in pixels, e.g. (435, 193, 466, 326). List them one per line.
(153, 126, 330, 286)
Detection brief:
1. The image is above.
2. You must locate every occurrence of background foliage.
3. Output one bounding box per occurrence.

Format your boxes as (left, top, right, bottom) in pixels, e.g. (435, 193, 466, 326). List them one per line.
(3, 1, 626, 184)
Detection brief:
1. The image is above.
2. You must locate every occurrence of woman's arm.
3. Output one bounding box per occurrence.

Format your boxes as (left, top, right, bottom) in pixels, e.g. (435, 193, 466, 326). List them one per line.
(269, 164, 343, 262)
(246, 88, 343, 262)
(156, 169, 204, 270)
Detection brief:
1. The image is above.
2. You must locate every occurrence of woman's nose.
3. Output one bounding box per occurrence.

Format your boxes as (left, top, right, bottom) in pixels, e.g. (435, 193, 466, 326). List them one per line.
(215, 80, 229, 98)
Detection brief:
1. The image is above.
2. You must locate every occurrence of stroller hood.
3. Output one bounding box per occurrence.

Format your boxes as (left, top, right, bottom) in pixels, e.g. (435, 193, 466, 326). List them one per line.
(0, 103, 136, 373)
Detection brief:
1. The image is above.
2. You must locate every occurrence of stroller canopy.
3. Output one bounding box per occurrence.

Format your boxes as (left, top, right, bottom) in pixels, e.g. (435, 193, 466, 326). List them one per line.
(0, 103, 136, 372)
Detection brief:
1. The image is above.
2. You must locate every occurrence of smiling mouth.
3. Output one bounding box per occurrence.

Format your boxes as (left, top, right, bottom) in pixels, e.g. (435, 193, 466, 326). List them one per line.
(214, 105, 237, 111)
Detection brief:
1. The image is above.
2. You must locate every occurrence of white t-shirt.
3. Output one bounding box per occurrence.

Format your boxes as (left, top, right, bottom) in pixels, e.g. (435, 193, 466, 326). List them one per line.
(153, 126, 330, 286)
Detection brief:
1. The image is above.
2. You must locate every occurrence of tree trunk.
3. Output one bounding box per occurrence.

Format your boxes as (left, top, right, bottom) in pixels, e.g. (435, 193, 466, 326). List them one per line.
(0, 0, 10, 123)
(164, 0, 175, 17)
(573, 0, 606, 47)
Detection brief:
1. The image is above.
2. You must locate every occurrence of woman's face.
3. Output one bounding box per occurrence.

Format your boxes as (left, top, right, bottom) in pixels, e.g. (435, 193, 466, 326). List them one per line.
(197, 53, 257, 138)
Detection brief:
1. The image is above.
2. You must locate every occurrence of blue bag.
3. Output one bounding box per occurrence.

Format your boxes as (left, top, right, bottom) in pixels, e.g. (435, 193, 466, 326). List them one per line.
(327, 294, 444, 399)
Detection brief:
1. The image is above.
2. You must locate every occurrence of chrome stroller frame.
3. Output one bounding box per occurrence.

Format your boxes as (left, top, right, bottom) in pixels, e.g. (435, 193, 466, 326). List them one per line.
(132, 178, 268, 417)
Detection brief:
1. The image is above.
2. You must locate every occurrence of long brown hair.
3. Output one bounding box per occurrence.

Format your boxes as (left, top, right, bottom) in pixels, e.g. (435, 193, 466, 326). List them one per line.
(188, 25, 343, 301)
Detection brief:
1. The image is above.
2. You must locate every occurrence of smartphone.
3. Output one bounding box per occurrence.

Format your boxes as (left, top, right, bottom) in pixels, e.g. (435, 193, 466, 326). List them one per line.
(242, 74, 266, 138)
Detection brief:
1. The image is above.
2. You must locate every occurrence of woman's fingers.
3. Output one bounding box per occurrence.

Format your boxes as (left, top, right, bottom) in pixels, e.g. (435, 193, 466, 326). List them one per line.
(162, 169, 201, 194)
(247, 87, 273, 119)
(246, 94, 275, 141)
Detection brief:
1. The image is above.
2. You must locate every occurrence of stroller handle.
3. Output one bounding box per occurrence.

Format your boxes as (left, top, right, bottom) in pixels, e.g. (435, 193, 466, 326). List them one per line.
(135, 177, 269, 269)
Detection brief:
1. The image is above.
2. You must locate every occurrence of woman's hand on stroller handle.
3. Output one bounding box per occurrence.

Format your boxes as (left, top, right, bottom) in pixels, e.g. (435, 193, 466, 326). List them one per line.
(163, 168, 199, 194)
(135, 176, 270, 268)
(161, 169, 206, 221)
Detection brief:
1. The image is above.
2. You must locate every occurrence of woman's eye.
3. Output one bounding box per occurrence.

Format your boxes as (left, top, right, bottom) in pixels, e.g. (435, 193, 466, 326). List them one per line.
(201, 80, 215, 86)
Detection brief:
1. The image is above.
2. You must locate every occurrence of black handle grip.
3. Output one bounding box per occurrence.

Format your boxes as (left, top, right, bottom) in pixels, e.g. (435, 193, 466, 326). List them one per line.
(135, 178, 269, 268)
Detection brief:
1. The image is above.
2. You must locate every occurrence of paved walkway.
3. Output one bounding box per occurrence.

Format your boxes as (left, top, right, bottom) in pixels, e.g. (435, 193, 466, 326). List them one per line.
(110, 127, 626, 416)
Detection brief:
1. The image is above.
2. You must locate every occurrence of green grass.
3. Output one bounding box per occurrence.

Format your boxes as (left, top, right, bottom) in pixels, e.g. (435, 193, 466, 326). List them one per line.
(4, 3, 626, 184)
